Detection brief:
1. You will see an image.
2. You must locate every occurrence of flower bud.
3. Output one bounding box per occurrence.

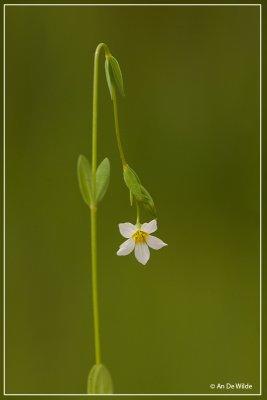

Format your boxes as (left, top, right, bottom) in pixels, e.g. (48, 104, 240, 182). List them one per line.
(105, 54, 125, 99)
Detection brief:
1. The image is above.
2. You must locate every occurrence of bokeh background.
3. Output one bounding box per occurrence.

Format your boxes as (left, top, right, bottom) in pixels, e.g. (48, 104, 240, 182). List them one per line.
(5, 5, 260, 394)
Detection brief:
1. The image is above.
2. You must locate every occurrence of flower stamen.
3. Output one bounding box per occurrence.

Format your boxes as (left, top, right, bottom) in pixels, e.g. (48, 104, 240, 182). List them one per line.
(132, 230, 148, 244)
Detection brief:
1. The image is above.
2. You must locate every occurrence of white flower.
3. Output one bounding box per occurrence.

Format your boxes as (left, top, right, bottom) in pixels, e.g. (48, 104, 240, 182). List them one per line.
(117, 219, 167, 265)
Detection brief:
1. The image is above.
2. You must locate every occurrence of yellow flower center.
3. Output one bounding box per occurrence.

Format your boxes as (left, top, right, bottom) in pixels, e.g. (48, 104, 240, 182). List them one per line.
(132, 230, 148, 244)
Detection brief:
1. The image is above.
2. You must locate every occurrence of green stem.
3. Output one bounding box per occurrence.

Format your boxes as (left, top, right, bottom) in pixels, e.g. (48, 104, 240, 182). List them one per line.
(90, 42, 109, 365)
(90, 42, 126, 365)
(136, 202, 140, 226)
(111, 87, 127, 166)
(90, 206, 101, 364)
(92, 43, 110, 178)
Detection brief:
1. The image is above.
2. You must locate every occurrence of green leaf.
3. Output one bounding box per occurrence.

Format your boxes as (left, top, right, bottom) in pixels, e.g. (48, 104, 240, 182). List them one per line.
(77, 154, 93, 206)
(140, 184, 157, 216)
(96, 157, 110, 202)
(87, 364, 114, 394)
(123, 165, 157, 215)
(105, 58, 113, 100)
(123, 165, 143, 201)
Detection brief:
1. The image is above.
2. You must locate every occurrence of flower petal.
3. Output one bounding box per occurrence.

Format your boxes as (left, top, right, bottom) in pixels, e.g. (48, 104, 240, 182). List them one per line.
(117, 238, 135, 256)
(134, 243, 150, 265)
(141, 219, 157, 234)
(118, 222, 137, 238)
(146, 235, 167, 250)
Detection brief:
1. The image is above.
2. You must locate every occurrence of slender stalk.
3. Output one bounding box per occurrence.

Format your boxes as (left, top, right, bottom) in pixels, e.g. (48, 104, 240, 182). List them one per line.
(111, 87, 127, 166)
(90, 42, 109, 365)
(136, 202, 140, 226)
(92, 43, 110, 177)
(90, 206, 101, 364)
(90, 42, 126, 366)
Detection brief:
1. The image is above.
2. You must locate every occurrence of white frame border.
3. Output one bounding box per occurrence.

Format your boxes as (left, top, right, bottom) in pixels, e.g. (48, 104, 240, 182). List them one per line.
(2, 2, 262, 397)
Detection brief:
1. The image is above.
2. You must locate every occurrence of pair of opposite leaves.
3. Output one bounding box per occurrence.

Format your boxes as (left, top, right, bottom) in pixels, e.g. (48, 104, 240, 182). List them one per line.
(78, 154, 156, 217)
(77, 155, 110, 206)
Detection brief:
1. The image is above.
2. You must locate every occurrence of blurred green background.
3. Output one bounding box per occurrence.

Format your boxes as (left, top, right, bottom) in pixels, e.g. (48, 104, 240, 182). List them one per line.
(5, 5, 260, 394)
